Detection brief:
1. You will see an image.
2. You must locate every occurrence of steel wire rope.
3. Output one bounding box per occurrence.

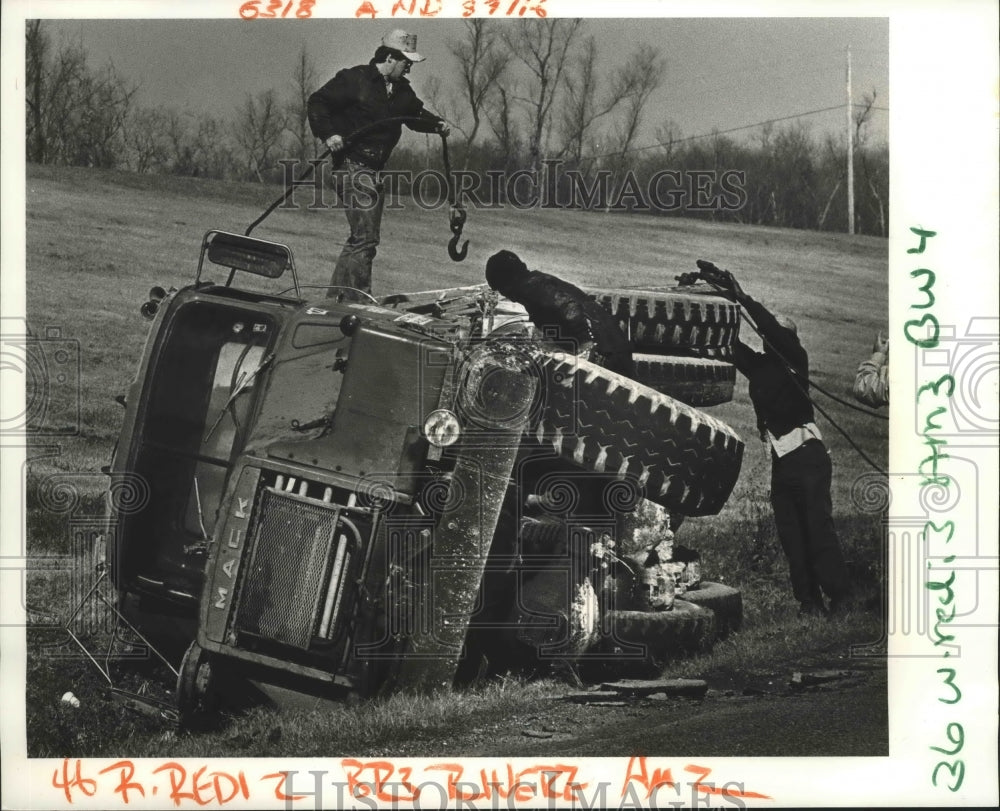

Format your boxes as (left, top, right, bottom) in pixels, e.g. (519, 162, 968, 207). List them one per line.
(701, 280, 888, 476)
(244, 114, 446, 236)
(581, 102, 888, 163)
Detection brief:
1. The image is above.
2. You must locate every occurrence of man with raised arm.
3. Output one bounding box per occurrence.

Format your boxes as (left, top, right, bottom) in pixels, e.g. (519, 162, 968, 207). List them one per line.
(308, 29, 451, 301)
(698, 261, 851, 617)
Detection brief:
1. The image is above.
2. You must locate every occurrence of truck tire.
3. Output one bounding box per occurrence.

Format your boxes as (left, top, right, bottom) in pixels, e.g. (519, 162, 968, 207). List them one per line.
(586, 600, 716, 679)
(649, 344, 735, 362)
(512, 572, 600, 659)
(518, 515, 567, 554)
(608, 600, 716, 653)
(584, 286, 740, 354)
(681, 581, 744, 638)
(632, 354, 736, 407)
(529, 351, 744, 517)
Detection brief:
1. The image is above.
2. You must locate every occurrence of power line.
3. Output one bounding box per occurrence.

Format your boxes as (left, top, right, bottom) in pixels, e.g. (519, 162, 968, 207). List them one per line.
(583, 100, 889, 162)
(588, 104, 845, 160)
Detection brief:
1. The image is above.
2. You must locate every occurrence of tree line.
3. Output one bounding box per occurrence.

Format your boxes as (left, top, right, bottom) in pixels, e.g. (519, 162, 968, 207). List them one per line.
(25, 19, 888, 236)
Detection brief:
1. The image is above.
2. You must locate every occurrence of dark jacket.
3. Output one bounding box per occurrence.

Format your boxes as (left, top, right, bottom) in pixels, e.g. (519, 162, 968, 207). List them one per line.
(307, 63, 441, 170)
(504, 271, 635, 377)
(733, 295, 814, 439)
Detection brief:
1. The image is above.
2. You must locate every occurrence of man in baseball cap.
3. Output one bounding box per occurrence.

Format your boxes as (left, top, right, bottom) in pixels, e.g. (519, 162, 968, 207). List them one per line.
(382, 28, 425, 62)
(308, 29, 450, 300)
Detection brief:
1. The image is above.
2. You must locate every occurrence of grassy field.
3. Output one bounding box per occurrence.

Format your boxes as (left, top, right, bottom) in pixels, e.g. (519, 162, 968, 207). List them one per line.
(20, 163, 889, 757)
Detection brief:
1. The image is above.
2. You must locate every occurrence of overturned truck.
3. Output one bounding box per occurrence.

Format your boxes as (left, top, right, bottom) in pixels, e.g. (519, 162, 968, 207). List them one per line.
(104, 230, 745, 725)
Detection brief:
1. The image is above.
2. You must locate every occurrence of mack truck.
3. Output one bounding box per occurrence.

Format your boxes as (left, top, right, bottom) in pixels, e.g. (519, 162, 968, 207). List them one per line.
(102, 228, 746, 726)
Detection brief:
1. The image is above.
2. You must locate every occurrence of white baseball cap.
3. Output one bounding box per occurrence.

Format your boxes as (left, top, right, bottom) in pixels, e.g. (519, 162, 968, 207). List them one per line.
(382, 29, 425, 62)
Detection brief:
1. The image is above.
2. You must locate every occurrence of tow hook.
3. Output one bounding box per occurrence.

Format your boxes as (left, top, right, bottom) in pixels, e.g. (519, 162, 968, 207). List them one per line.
(441, 134, 469, 262)
(448, 206, 468, 261)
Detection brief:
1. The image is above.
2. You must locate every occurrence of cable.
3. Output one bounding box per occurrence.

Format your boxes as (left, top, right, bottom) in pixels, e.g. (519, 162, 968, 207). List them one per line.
(586, 104, 847, 160)
(580, 100, 887, 163)
(743, 309, 887, 476)
(807, 376, 890, 419)
(701, 279, 888, 476)
(245, 115, 443, 236)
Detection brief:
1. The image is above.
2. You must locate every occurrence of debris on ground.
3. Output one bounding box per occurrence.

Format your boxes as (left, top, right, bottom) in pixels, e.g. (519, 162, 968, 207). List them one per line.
(560, 691, 628, 704)
(600, 678, 709, 699)
(790, 669, 857, 688)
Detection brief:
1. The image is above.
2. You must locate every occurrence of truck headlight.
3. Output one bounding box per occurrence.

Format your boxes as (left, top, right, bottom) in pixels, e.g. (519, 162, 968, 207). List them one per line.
(423, 409, 461, 448)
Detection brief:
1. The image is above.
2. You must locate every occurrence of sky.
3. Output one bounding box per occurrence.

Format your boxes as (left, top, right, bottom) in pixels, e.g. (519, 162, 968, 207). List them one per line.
(37, 15, 889, 152)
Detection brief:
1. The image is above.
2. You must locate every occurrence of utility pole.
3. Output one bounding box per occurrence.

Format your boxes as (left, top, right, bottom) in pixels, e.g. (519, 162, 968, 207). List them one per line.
(846, 44, 855, 235)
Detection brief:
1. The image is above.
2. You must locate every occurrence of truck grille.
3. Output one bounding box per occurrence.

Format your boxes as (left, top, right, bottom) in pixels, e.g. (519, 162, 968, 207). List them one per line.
(235, 487, 356, 649)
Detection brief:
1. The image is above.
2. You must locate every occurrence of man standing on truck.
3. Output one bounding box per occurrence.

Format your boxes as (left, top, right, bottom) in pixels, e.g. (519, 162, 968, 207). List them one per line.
(308, 29, 450, 301)
(698, 262, 851, 617)
(484, 249, 636, 377)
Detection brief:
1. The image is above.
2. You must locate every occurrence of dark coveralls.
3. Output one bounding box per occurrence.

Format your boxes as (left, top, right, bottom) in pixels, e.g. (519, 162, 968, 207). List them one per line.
(472, 264, 636, 676)
(307, 64, 442, 299)
(733, 296, 850, 612)
(502, 270, 636, 378)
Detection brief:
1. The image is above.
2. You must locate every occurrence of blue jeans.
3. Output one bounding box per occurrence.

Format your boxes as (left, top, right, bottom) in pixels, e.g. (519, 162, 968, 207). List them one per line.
(329, 160, 384, 301)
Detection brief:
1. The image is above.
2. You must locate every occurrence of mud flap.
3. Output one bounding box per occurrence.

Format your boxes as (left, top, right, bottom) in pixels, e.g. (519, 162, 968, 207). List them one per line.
(394, 364, 537, 692)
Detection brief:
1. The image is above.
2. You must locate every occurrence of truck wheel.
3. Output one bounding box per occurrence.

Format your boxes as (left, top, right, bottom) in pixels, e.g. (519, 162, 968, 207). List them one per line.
(530, 351, 744, 517)
(518, 515, 568, 554)
(632, 354, 736, 407)
(588, 600, 716, 679)
(585, 286, 740, 354)
(509, 570, 601, 660)
(681, 581, 744, 638)
(608, 600, 716, 653)
(176, 640, 220, 730)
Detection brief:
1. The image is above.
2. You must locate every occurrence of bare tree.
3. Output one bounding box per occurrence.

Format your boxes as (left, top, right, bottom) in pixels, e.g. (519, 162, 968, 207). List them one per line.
(159, 108, 194, 174)
(813, 92, 883, 233)
(854, 90, 886, 236)
(77, 62, 139, 168)
(484, 83, 520, 169)
(598, 44, 666, 211)
(502, 18, 583, 174)
(448, 19, 511, 165)
(233, 89, 288, 183)
(25, 20, 49, 163)
(853, 89, 877, 147)
(854, 90, 888, 237)
(287, 46, 318, 164)
(123, 108, 170, 173)
(194, 115, 237, 179)
(409, 75, 454, 169)
(604, 44, 666, 162)
(25, 25, 90, 165)
(556, 36, 611, 166)
(652, 119, 682, 163)
(25, 21, 137, 168)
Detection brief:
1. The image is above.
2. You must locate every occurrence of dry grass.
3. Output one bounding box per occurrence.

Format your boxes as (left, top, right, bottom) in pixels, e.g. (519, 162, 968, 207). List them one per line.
(21, 163, 888, 757)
